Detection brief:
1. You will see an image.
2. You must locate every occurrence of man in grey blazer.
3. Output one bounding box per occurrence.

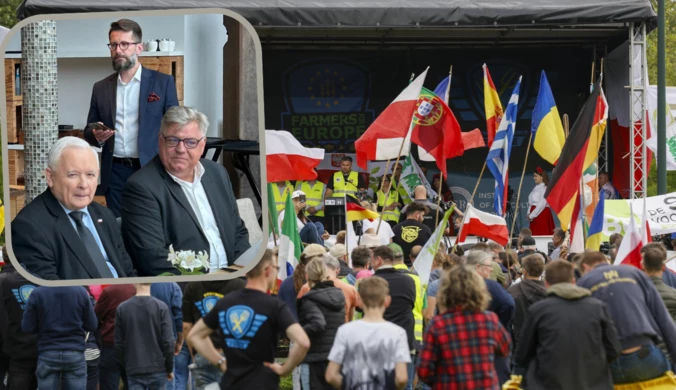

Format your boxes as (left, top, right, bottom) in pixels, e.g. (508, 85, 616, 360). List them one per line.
(84, 18, 179, 218)
(121, 106, 251, 276)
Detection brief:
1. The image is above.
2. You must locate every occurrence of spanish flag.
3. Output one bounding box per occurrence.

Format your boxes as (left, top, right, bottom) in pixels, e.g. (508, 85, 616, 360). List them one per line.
(585, 194, 605, 250)
(483, 64, 503, 147)
(345, 196, 379, 222)
(531, 71, 565, 165)
(545, 79, 608, 231)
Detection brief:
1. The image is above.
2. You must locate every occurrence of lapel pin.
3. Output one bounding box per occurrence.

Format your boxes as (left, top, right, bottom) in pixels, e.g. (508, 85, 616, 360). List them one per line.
(97, 219, 103, 223)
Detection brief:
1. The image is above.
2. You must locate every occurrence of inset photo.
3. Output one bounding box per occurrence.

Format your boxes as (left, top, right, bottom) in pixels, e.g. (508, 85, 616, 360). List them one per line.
(1, 9, 267, 284)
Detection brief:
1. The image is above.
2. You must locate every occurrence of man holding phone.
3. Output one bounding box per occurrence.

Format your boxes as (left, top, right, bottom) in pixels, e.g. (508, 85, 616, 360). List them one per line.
(84, 18, 179, 217)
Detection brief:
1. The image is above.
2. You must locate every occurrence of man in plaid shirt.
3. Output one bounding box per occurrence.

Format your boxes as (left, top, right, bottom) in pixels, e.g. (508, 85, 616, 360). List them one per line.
(417, 265, 511, 389)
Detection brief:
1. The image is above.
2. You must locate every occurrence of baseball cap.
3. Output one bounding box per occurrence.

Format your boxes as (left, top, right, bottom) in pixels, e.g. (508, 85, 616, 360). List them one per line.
(292, 190, 306, 200)
(360, 233, 381, 248)
(329, 243, 347, 258)
(303, 243, 326, 258)
(388, 243, 404, 258)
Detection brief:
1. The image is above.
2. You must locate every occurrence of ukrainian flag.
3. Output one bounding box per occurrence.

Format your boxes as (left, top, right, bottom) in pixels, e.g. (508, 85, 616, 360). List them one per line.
(531, 71, 566, 165)
(585, 194, 605, 250)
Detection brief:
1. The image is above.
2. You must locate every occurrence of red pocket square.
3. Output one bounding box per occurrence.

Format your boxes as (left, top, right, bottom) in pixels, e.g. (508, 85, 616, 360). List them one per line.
(148, 92, 160, 102)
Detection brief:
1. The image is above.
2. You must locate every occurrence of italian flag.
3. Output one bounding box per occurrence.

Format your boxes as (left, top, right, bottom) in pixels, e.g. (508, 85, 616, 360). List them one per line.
(277, 194, 303, 281)
(266, 130, 325, 183)
(457, 204, 509, 247)
(354, 67, 429, 169)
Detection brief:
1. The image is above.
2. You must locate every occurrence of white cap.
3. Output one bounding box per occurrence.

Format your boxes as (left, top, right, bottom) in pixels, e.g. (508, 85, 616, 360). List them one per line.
(292, 190, 305, 199)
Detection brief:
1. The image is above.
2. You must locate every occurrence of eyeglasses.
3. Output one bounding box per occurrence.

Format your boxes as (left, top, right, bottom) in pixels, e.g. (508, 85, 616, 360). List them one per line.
(161, 134, 205, 149)
(107, 41, 141, 51)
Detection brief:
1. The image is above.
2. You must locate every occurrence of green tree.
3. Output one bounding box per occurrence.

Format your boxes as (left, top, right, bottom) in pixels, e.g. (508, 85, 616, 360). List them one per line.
(646, 0, 676, 195)
(0, 0, 22, 29)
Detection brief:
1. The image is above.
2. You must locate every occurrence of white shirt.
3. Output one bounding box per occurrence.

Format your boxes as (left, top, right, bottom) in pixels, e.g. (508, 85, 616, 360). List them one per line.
(114, 65, 142, 158)
(278, 209, 305, 234)
(362, 218, 394, 245)
(167, 162, 228, 272)
(528, 183, 548, 219)
(601, 182, 618, 200)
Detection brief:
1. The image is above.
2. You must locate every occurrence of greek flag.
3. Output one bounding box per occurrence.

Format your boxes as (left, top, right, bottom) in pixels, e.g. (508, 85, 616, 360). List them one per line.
(486, 76, 522, 216)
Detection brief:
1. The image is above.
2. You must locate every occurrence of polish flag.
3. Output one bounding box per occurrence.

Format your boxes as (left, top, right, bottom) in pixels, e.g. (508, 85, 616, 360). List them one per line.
(265, 130, 325, 183)
(456, 204, 509, 247)
(614, 202, 644, 269)
(355, 67, 430, 169)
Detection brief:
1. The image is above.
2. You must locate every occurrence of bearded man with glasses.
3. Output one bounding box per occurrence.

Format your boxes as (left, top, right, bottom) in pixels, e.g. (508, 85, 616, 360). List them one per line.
(83, 18, 179, 218)
(120, 106, 251, 276)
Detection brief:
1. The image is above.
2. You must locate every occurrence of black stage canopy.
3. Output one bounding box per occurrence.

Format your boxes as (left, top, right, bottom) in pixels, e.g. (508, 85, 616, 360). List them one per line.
(17, 0, 657, 31)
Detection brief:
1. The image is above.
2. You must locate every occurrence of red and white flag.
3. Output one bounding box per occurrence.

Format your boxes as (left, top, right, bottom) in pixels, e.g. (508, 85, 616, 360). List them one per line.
(613, 202, 645, 268)
(265, 130, 325, 183)
(456, 204, 509, 246)
(355, 67, 430, 169)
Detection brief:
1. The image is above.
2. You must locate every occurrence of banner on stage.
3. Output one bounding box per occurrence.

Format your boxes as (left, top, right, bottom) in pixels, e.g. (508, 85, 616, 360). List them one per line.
(603, 193, 676, 237)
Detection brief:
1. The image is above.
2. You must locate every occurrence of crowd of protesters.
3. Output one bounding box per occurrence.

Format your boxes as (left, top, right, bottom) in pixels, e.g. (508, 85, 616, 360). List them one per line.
(1, 226, 676, 389)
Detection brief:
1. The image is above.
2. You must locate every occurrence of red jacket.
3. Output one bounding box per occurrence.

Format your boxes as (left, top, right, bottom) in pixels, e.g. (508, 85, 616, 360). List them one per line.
(94, 284, 136, 346)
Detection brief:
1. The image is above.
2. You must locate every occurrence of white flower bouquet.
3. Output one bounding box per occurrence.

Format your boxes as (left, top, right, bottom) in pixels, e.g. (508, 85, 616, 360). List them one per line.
(159, 245, 210, 276)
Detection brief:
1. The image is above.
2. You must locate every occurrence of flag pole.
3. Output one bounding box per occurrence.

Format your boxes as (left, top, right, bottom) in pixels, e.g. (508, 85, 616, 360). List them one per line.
(436, 65, 453, 227)
(376, 72, 416, 235)
(469, 161, 487, 206)
(508, 133, 533, 249)
(269, 210, 278, 247)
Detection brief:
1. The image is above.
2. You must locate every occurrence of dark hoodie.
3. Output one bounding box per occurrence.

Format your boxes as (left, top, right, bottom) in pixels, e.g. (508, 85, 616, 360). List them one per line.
(513, 283, 621, 390)
(297, 280, 346, 362)
(508, 279, 547, 347)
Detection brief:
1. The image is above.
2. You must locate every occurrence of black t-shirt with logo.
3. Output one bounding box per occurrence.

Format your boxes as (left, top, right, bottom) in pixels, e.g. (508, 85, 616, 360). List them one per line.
(202, 288, 297, 390)
(392, 220, 432, 265)
(183, 280, 246, 349)
(2, 269, 38, 360)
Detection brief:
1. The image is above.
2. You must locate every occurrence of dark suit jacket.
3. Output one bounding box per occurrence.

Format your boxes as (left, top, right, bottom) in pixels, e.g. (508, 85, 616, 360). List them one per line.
(84, 66, 179, 195)
(121, 156, 251, 276)
(10, 189, 136, 280)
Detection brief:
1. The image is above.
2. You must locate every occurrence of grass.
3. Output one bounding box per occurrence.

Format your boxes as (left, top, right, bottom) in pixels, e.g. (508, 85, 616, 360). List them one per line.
(280, 373, 293, 390)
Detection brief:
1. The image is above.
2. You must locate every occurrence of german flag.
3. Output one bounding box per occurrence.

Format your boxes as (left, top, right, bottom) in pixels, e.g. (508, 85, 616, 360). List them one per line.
(545, 79, 608, 231)
(345, 196, 380, 222)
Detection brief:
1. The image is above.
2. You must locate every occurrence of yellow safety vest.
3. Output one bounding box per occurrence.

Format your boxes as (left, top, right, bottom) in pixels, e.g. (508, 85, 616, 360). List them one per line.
(394, 263, 424, 344)
(393, 179, 412, 206)
(332, 171, 359, 198)
(377, 189, 400, 222)
(297, 181, 326, 217)
(271, 181, 294, 213)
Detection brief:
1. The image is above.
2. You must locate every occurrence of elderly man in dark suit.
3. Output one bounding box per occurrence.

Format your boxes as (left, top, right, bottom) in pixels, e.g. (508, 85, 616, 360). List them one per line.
(121, 106, 251, 276)
(83, 18, 179, 218)
(10, 137, 136, 281)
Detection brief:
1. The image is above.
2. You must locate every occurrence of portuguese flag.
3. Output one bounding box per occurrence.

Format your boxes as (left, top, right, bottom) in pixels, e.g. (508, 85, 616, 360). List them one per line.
(545, 78, 608, 231)
(411, 87, 464, 178)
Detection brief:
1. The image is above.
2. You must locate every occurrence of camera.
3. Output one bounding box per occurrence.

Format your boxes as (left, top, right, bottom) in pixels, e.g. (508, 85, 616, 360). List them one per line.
(599, 242, 610, 255)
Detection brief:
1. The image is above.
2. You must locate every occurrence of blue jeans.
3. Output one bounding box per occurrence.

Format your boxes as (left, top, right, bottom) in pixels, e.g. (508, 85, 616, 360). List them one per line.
(190, 353, 222, 390)
(168, 342, 191, 390)
(35, 350, 87, 390)
(127, 371, 168, 390)
(300, 363, 310, 390)
(406, 354, 416, 390)
(99, 345, 126, 390)
(300, 222, 325, 245)
(610, 344, 670, 384)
